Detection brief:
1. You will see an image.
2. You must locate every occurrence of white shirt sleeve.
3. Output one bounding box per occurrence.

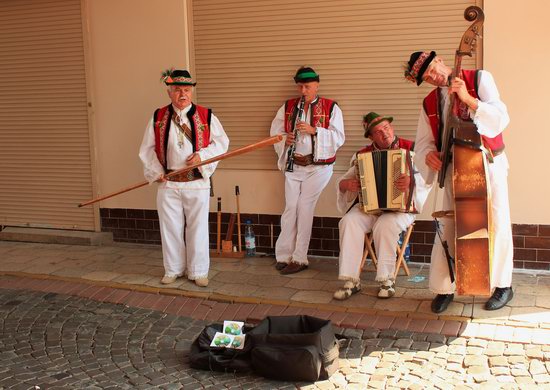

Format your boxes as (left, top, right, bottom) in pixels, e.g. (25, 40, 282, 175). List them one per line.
(413, 107, 438, 187)
(314, 103, 345, 161)
(196, 113, 230, 179)
(336, 154, 359, 214)
(471, 70, 510, 138)
(269, 104, 288, 171)
(410, 166, 431, 214)
(139, 116, 165, 184)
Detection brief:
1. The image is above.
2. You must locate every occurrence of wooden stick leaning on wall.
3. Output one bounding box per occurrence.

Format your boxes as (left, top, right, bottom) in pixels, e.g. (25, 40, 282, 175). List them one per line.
(217, 197, 222, 254)
(235, 186, 242, 252)
(77, 134, 284, 207)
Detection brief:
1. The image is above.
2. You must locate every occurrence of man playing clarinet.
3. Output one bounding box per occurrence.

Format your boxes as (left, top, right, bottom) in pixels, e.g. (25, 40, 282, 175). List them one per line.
(270, 66, 345, 274)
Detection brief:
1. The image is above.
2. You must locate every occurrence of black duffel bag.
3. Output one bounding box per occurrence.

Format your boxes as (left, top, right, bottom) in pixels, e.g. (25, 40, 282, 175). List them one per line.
(189, 315, 339, 382)
(249, 315, 339, 382)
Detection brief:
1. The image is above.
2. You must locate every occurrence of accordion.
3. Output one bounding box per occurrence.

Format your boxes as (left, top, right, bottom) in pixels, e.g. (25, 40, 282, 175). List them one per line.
(356, 149, 415, 214)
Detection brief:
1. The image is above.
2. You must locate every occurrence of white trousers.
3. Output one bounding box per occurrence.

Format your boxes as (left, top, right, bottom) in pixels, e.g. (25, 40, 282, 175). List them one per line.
(338, 205, 415, 283)
(429, 155, 513, 294)
(276, 165, 333, 265)
(157, 187, 210, 279)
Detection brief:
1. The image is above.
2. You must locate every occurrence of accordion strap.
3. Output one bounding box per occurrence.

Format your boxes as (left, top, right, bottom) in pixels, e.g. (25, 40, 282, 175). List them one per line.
(405, 150, 415, 212)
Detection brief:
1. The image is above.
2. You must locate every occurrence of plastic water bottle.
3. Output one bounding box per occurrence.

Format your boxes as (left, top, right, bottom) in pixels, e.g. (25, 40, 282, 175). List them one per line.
(244, 220, 256, 257)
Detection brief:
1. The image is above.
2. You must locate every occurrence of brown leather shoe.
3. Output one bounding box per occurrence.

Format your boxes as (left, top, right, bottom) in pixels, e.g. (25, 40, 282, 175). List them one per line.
(280, 262, 308, 275)
(275, 262, 288, 271)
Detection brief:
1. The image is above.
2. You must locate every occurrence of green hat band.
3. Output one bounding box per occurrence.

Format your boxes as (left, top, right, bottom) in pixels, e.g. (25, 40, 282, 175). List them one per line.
(295, 71, 318, 79)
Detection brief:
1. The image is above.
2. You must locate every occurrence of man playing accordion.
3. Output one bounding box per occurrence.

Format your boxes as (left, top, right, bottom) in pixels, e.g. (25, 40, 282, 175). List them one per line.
(334, 112, 429, 300)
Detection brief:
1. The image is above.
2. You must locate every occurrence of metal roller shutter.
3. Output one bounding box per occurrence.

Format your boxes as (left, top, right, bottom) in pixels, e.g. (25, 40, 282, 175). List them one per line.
(192, 0, 479, 170)
(0, 0, 95, 230)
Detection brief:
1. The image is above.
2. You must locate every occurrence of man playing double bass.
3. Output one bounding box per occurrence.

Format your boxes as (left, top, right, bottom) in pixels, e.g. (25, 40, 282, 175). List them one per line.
(405, 51, 514, 313)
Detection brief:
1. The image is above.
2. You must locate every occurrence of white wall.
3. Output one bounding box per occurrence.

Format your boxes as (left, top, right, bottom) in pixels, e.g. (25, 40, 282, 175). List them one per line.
(484, 0, 549, 224)
(87, 0, 189, 210)
(87, 0, 550, 226)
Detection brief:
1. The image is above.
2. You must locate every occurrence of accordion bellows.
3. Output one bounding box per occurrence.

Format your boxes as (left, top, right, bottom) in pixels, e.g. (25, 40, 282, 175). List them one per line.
(356, 149, 414, 214)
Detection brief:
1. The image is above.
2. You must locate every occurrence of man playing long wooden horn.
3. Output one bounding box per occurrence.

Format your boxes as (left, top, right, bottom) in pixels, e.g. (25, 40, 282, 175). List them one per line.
(139, 69, 229, 287)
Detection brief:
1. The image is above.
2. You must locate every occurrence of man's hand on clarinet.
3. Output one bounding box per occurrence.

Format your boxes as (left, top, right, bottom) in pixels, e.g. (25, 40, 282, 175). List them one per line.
(339, 178, 361, 192)
(285, 132, 295, 146)
(296, 121, 316, 135)
(426, 151, 443, 172)
(395, 174, 410, 193)
(186, 152, 201, 166)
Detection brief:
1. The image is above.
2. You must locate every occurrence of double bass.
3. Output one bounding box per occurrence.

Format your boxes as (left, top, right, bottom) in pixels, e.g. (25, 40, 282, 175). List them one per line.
(438, 6, 492, 296)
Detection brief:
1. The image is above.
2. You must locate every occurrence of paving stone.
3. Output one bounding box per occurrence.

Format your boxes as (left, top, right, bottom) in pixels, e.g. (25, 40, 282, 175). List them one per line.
(342, 328, 364, 339)
(468, 366, 491, 383)
(529, 359, 547, 376)
(515, 376, 536, 385)
(507, 355, 527, 365)
(347, 373, 370, 384)
(464, 355, 488, 367)
(504, 344, 525, 356)
(533, 373, 550, 384)
(466, 346, 485, 355)
(511, 368, 530, 377)
(447, 336, 467, 346)
(448, 354, 465, 364)
(446, 363, 464, 373)
(489, 356, 508, 367)
(447, 345, 467, 355)
(393, 338, 414, 349)
(410, 341, 430, 351)
(495, 375, 516, 383)
(491, 366, 510, 376)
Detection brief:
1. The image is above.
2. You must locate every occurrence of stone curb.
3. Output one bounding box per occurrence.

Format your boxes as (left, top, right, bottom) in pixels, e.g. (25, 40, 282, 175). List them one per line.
(2, 273, 550, 345)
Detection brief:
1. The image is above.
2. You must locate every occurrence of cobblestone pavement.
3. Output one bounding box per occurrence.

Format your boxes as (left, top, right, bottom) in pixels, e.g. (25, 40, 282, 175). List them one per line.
(2, 288, 550, 389)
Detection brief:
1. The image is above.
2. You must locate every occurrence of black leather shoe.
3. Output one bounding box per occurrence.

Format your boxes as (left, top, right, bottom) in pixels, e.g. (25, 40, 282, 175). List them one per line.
(280, 262, 308, 275)
(431, 294, 454, 314)
(275, 262, 288, 271)
(485, 287, 513, 311)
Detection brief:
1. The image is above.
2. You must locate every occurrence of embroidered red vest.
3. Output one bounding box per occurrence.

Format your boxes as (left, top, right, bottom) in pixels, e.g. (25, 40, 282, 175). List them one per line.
(153, 104, 211, 170)
(357, 137, 414, 155)
(284, 96, 337, 164)
(423, 69, 505, 153)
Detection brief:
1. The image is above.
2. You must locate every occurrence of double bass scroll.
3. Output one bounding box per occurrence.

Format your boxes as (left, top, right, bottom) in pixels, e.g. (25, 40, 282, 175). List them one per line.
(437, 5, 484, 188)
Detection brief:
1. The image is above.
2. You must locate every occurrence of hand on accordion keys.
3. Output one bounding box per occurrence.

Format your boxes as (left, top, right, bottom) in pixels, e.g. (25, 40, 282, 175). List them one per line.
(394, 174, 411, 194)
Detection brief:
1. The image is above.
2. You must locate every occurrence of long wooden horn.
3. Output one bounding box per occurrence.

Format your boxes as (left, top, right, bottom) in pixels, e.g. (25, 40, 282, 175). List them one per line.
(78, 134, 283, 207)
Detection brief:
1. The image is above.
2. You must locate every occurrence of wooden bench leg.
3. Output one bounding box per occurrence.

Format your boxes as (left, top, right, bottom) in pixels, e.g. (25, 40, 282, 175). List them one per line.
(360, 233, 377, 271)
(394, 224, 414, 278)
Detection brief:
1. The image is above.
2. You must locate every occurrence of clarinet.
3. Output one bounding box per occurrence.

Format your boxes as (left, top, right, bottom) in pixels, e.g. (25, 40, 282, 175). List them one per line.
(285, 96, 306, 172)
